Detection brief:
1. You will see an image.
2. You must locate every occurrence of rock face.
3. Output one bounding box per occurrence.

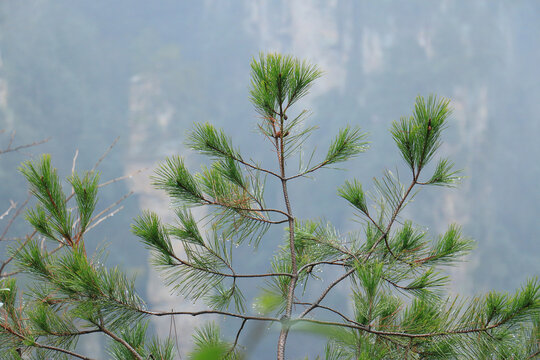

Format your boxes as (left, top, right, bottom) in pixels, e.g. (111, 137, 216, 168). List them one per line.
(126, 72, 212, 353)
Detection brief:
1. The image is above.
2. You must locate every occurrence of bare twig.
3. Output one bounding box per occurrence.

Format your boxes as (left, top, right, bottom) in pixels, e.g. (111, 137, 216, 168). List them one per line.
(0, 197, 29, 242)
(0, 135, 50, 155)
(71, 149, 79, 174)
(86, 191, 133, 230)
(85, 206, 124, 233)
(98, 168, 148, 188)
(0, 235, 32, 277)
(91, 136, 119, 172)
(0, 200, 17, 221)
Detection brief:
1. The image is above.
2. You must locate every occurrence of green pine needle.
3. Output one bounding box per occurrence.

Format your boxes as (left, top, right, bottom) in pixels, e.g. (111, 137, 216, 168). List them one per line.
(338, 179, 369, 214)
(325, 126, 368, 165)
(152, 156, 205, 205)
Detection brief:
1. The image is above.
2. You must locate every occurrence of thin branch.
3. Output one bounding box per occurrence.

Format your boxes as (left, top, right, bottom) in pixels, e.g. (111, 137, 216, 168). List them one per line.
(0, 196, 29, 241)
(98, 322, 143, 360)
(364, 178, 418, 263)
(141, 308, 278, 323)
(295, 301, 357, 325)
(0, 200, 17, 221)
(0, 231, 35, 276)
(203, 198, 291, 221)
(85, 206, 123, 233)
(297, 259, 347, 275)
(71, 149, 79, 174)
(285, 160, 328, 181)
(300, 175, 420, 306)
(98, 168, 148, 188)
(49, 329, 102, 337)
(91, 136, 119, 172)
(227, 318, 247, 356)
(168, 251, 293, 279)
(0, 135, 50, 155)
(300, 268, 355, 318)
(30, 342, 96, 360)
(292, 309, 535, 339)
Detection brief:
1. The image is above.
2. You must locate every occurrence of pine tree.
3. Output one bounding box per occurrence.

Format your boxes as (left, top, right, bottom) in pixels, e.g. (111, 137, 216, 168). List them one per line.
(1, 53, 538, 359)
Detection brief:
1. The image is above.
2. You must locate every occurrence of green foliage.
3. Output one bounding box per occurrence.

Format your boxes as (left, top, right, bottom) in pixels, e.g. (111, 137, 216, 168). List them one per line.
(1, 54, 538, 360)
(249, 53, 322, 118)
(188, 122, 241, 160)
(152, 156, 205, 206)
(109, 322, 175, 360)
(338, 179, 369, 214)
(67, 171, 100, 234)
(20, 155, 74, 243)
(324, 126, 369, 165)
(189, 323, 239, 360)
(390, 95, 451, 174)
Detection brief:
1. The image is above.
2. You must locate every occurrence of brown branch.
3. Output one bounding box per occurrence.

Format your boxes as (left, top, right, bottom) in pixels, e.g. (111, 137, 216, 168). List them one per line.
(91, 136, 119, 172)
(227, 318, 247, 356)
(0, 235, 33, 276)
(294, 301, 413, 353)
(290, 317, 521, 339)
(0, 135, 50, 155)
(277, 103, 298, 360)
(300, 268, 355, 318)
(297, 259, 348, 275)
(285, 160, 329, 181)
(204, 198, 291, 219)
(197, 137, 283, 180)
(141, 308, 278, 323)
(98, 322, 143, 360)
(168, 251, 292, 279)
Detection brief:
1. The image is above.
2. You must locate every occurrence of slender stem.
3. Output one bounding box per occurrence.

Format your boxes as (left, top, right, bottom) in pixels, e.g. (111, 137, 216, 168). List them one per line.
(227, 318, 247, 355)
(285, 160, 328, 181)
(98, 323, 143, 360)
(203, 198, 290, 224)
(0, 196, 29, 241)
(0, 136, 50, 155)
(30, 343, 96, 360)
(91, 136, 119, 172)
(277, 104, 298, 360)
(291, 315, 526, 339)
(141, 308, 278, 322)
(169, 250, 292, 279)
(300, 268, 354, 318)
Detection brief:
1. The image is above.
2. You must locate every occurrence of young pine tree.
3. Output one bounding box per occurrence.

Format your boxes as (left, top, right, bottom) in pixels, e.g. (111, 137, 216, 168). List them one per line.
(0, 53, 538, 359)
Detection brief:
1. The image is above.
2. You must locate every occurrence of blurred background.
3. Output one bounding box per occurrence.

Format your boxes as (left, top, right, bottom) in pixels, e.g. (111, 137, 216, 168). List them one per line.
(0, 1, 539, 358)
